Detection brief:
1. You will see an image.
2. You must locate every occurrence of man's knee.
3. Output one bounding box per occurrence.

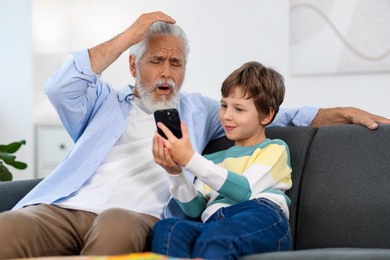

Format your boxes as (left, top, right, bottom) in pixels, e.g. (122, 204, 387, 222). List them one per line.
(92, 208, 132, 230)
(82, 209, 158, 254)
(91, 208, 155, 235)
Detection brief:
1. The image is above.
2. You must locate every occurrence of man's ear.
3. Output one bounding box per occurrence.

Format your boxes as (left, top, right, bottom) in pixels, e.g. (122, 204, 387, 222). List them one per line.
(129, 55, 137, 77)
(260, 108, 275, 126)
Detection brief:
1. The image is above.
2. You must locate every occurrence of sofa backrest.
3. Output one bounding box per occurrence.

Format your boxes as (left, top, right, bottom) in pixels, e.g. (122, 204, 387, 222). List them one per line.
(295, 124, 390, 249)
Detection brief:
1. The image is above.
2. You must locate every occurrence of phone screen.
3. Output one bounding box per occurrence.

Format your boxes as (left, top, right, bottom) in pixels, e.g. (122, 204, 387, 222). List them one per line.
(153, 109, 182, 139)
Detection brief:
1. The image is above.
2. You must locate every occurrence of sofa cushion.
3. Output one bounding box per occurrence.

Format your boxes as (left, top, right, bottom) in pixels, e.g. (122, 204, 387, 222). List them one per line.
(296, 124, 390, 249)
(0, 178, 42, 212)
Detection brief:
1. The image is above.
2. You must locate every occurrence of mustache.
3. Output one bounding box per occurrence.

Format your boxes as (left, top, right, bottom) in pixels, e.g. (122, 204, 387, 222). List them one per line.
(155, 79, 176, 90)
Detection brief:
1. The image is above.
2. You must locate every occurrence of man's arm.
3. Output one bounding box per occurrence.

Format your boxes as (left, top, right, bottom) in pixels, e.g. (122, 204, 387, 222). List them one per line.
(311, 107, 390, 130)
(88, 11, 175, 74)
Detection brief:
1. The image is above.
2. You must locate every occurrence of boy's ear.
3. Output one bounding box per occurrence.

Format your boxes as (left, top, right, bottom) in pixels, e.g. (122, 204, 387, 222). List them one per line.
(129, 55, 137, 77)
(260, 108, 275, 126)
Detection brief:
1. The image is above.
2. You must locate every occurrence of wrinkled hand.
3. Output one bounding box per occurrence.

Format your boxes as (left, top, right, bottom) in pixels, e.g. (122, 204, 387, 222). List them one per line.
(156, 121, 195, 167)
(89, 11, 175, 74)
(152, 133, 182, 175)
(126, 11, 176, 47)
(311, 107, 390, 130)
(349, 108, 390, 129)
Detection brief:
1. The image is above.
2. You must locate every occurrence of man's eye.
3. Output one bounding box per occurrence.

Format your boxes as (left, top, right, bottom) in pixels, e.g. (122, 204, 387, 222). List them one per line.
(171, 62, 182, 68)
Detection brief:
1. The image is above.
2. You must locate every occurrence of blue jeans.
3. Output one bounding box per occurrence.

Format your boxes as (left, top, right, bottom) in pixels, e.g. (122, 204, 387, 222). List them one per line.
(152, 198, 291, 259)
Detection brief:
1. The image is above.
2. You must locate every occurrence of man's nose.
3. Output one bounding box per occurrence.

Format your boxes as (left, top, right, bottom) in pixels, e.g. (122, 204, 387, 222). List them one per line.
(161, 61, 171, 78)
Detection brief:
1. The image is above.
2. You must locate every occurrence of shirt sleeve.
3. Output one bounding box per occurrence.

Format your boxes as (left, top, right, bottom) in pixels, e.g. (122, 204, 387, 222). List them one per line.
(166, 173, 207, 218)
(44, 49, 112, 141)
(270, 106, 320, 127)
(204, 96, 226, 141)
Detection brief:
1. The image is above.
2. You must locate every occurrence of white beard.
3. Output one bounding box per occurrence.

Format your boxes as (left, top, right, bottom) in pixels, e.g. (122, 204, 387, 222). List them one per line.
(135, 73, 180, 113)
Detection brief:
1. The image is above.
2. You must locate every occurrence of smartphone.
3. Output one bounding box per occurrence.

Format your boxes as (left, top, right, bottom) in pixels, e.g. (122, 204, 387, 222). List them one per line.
(153, 108, 183, 139)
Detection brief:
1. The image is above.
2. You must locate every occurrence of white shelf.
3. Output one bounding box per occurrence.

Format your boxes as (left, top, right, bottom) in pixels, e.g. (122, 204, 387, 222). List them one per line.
(35, 125, 74, 178)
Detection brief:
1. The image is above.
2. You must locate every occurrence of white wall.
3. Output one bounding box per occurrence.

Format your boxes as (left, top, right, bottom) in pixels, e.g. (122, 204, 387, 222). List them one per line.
(0, 0, 33, 180)
(33, 0, 390, 119)
(2, 0, 389, 180)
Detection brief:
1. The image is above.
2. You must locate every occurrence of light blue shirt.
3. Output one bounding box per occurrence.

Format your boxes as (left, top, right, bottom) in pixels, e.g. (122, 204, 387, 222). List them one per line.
(13, 49, 318, 218)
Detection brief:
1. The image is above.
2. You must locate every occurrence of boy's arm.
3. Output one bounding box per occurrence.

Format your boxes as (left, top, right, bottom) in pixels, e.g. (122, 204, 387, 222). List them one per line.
(185, 141, 291, 203)
(166, 173, 206, 218)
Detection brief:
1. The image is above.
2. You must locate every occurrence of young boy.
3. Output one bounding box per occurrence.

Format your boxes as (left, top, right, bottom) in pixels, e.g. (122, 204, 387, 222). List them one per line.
(151, 61, 292, 259)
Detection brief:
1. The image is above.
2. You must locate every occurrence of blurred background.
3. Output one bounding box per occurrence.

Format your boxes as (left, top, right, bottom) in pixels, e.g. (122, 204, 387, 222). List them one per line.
(1, 0, 389, 180)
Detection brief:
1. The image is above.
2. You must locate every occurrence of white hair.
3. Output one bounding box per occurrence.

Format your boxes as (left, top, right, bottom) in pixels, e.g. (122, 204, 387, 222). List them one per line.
(128, 21, 190, 66)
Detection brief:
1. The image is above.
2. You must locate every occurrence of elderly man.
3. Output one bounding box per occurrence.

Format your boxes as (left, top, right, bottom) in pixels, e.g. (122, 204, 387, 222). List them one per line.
(0, 12, 389, 259)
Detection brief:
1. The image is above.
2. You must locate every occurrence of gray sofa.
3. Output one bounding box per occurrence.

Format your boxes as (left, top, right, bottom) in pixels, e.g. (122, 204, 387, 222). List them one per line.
(1, 124, 390, 259)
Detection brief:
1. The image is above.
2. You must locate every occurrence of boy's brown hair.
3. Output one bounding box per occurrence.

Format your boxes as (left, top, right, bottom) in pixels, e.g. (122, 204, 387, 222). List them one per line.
(221, 61, 285, 125)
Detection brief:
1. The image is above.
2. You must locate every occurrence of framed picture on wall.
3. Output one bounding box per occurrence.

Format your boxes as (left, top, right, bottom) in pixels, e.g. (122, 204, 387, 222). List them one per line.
(289, 0, 390, 76)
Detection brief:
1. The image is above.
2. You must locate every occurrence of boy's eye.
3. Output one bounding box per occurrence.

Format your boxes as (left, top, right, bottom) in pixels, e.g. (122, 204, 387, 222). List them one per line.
(220, 104, 227, 108)
(235, 107, 244, 112)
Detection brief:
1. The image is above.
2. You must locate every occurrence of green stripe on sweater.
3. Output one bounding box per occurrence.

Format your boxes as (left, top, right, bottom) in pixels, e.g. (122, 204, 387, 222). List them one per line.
(175, 191, 206, 218)
(218, 171, 251, 203)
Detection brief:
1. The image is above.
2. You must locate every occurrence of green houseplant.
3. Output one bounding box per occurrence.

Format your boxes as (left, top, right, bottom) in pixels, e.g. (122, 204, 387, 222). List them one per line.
(0, 140, 27, 181)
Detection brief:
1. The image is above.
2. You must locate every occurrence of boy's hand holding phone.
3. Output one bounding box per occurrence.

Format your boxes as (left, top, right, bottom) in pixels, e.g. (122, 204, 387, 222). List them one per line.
(153, 109, 194, 167)
(152, 133, 182, 175)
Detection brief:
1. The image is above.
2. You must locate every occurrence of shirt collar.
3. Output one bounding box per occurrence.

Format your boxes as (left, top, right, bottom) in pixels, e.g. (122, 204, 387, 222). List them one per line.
(118, 85, 134, 102)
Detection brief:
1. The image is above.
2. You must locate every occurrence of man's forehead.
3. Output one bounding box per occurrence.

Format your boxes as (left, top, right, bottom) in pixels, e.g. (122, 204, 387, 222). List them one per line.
(146, 35, 185, 57)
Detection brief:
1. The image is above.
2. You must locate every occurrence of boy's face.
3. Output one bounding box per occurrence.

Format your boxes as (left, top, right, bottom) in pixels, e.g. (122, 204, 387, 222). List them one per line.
(219, 87, 266, 146)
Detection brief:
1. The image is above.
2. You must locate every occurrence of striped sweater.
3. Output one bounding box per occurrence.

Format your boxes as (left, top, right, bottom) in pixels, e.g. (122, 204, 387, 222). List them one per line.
(167, 138, 292, 222)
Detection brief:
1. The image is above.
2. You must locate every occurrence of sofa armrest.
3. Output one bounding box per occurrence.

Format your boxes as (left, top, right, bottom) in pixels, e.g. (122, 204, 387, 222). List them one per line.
(0, 178, 42, 212)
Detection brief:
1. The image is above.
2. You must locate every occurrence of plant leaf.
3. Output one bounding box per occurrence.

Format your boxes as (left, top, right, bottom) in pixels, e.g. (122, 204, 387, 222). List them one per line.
(0, 140, 26, 153)
(0, 153, 27, 169)
(0, 164, 12, 181)
(0, 152, 17, 164)
(10, 161, 28, 170)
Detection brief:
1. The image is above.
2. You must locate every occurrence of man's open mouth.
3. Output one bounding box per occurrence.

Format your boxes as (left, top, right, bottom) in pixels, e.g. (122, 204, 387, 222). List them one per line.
(157, 85, 171, 91)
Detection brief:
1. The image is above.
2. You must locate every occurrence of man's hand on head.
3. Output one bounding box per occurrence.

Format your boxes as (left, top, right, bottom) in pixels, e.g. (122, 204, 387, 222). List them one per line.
(311, 107, 390, 130)
(89, 11, 175, 74)
(126, 11, 176, 47)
